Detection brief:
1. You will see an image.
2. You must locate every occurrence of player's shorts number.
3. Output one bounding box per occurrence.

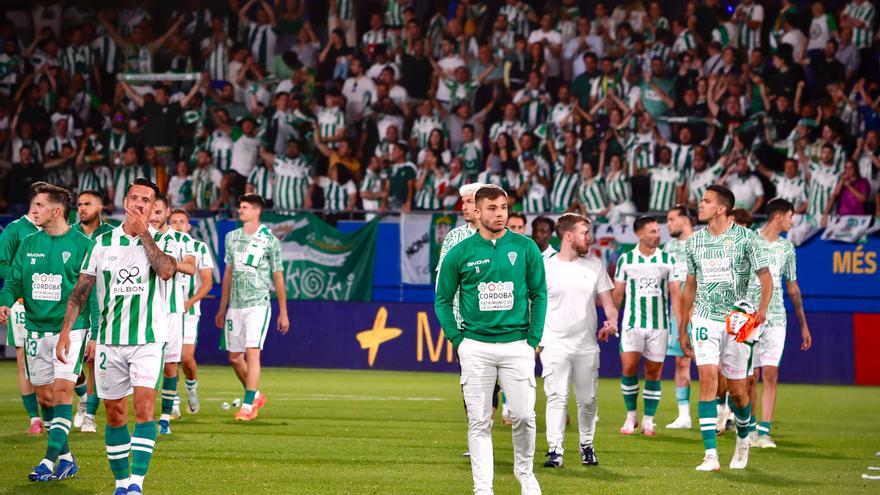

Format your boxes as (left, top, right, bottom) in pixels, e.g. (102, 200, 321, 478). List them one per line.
(26, 339, 37, 357)
(99, 351, 107, 371)
(694, 327, 709, 341)
(226, 319, 233, 332)
(14, 312, 25, 325)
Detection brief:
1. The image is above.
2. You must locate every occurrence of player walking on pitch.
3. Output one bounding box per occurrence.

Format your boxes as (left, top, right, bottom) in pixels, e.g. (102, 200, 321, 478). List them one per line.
(215, 194, 289, 421)
(435, 185, 547, 495)
(614, 216, 681, 436)
(148, 195, 197, 435)
(58, 178, 179, 495)
(169, 209, 215, 415)
(745, 199, 812, 448)
(0, 184, 96, 482)
(71, 191, 115, 434)
(663, 205, 695, 429)
(0, 188, 43, 434)
(541, 213, 618, 468)
(679, 185, 773, 471)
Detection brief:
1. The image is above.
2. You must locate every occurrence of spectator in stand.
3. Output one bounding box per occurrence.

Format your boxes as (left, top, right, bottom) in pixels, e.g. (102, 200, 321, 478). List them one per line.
(830, 160, 870, 216)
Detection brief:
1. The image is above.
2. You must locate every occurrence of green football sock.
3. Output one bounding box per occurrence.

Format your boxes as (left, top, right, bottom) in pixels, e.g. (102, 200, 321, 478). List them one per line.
(243, 389, 257, 407)
(161, 375, 178, 415)
(74, 382, 87, 400)
(45, 404, 72, 464)
(41, 405, 54, 424)
(105, 424, 131, 485)
(757, 421, 772, 436)
(130, 421, 157, 487)
(731, 402, 752, 439)
(185, 379, 198, 390)
(643, 380, 661, 416)
(86, 394, 100, 415)
(698, 400, 717, 450)
(749, 414, 757, 433)
(621, 375, 639, 412)
(22, 393, 40, 419)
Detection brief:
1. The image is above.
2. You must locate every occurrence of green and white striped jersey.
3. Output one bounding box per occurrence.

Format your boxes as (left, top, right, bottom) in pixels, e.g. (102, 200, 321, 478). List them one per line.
(124, 44, 152, 74)
(442, 172, 465, 209)
(436, 222, 476, 328)
(247, 165, 273, 201)
(181, 238, 215, 316)
(578, 176, 607, 214)
(82, 226, 178, 345)
(844, 1, 875, 48)
(686, 223, 768, 321)
(191, 166, 223, 210)
(335, 0, 354, 20)
(648, 165, 684, 211)
(443, 78, 478, 109)
(317, 106, 345, 149)
(201, 37, 230, 82)
(165, 229, 195, 314)
(712, 22, 737, 47)
(688, 162, 725, 205)
(362, 29, 390, 51)
(806, 162, 840, 217)
(78, 166, 113, 199)
(91, 33, 119, 74)
(513, 88, 548, 130)
(247, 22, 278, 70)
(318, 177, 356, 211)
(415, 170, 442, 210)
(224, 225, 283, 309)
(272, 155, 312, 213)
(615, 247, 676, 330)
(60, 44, 93, 78)
(746, 232, 796, 328)
(605, 171, 631, 204)
(519, 169, 551, 213)
(360, 168, 387, 211)
(412, 116, 444, 150)
(769, 173, 807, 207)
(663, 236, 689, 283)
(458, 140, 483, 180)
(551, 167, 580, 212)
(208, 130, 234, 173)
(668, 143, 694, 174)
(384, 0, 405, 27)
(500, 3, 532, 36)
(672, 29, 696, 53)
(590, 75, 620, 105)
(736, 2, 764, 52)
(113, 164, 145, 210)
(488, 119, 525, 142)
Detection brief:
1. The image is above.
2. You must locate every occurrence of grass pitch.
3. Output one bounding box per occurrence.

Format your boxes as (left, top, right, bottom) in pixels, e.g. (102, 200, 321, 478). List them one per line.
(0, 362, 878, 494)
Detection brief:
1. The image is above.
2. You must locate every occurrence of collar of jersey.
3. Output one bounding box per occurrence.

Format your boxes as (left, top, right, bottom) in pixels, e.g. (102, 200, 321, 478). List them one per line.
(472, 228, 511, 246)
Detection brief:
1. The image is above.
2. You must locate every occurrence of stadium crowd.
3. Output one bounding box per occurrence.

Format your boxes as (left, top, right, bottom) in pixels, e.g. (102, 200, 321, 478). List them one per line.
(0, 0, 879, 224)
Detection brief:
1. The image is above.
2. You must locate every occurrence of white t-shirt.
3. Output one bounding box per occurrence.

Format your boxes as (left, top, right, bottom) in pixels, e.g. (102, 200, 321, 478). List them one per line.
(725, 174, 765, 210)
(231, 133, 260, 177)
(435, 56, 466, 102)
(540, 255, 614, 353)
(541, 245, 558, 260)
(528, 29, 563, 77)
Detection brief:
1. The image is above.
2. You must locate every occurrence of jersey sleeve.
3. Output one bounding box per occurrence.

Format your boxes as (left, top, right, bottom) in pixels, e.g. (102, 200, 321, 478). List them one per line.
(0, 224, 19, 280)
(685, 237, 697, 278)
(747, 232, 769, 274)
(0, 239, 25, 307)
(613, 254, 627, 283)
(81, 240, 101, 276)
(596, 265, 615, 294)
(268, 236, 283, 274)
(198, 243, 216, 270)
(525, 240, 548, 349)
(783, 243, 797, 281)
(224, 233, 234, 264)
(434, 244, 463, 345)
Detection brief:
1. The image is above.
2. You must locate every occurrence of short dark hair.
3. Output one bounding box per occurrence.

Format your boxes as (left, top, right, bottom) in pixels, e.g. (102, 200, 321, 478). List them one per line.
(33, 183, 73, 217)
(507, 212, 527, 225)
(154, 192, 169, 207)
(555, 213, 589, 238)
(169, 208, 190, 219)
(730, 208, 753, 228)
(532, 215, 555, 232)
(125, 177, 160, 199)
(239, 194, 266, 209)
(633, 215, 658, 232)
(78, 190, 104, 204)
(668, 204, 695, 225)
(706, 184, 735, 213)
(766, 198, 794, 219)
(475, 184, 507, 205)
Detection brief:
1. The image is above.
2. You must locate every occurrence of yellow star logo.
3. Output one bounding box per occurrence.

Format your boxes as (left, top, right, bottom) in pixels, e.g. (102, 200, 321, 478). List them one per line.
(356, 307, 402, 367)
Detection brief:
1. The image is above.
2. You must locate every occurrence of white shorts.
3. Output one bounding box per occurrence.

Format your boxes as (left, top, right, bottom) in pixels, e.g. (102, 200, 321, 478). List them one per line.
(222, 306, 271, 353)
(690, 314, 753, 380)
(620, 327, 667, 363)
(182, 314, 200, 345)
(753, 324, 785, 369)
(164, 314, 185, 363)
(95, 343, 164, 400)
(25, 329, 89, 386)
(6, 301, 27, 348)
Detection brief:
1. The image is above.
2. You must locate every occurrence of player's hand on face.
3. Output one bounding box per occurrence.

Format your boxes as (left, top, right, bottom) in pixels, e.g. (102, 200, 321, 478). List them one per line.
(125, 206, 149, 236)
(277, 314, 290, 335)
(85, 340, 96, 362)
(56, 332, 71, 364)
(0, 306, 8, 325)
(800, 325, 812, 351)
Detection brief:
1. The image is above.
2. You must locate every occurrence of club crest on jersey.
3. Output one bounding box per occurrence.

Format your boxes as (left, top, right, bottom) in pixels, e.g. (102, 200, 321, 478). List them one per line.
(62, 251, 71, 264)
(508, 252, 517, 266)
(724, 239, 734, 250)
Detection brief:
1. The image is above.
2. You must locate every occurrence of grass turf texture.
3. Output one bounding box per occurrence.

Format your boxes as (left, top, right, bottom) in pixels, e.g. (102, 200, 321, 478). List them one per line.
(0, 362, 877, 494)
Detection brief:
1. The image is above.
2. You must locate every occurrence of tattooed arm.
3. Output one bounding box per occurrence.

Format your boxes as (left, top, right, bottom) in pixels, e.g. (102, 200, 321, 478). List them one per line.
(56, 274, 97, 362)
(786, 280, 812, 351)
(141, 234, 178, 280)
